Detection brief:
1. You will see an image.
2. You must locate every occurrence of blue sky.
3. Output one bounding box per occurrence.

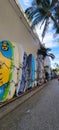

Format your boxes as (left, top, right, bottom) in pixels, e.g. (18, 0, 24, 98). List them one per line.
(18, 0, 33, 10)
(18, 0, 59, 68)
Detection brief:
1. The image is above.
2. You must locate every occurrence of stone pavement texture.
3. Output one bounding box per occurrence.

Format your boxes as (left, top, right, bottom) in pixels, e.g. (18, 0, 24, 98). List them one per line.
(0, 84, 45, 119)
(0, 79, 59, 130)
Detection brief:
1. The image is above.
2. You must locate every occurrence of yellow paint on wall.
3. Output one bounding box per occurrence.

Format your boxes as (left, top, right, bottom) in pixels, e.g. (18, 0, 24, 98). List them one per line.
(0, 52, 11, 86)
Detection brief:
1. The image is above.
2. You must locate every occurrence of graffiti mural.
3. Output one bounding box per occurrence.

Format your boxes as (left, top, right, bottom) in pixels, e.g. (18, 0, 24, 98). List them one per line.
(0, 40, 19, 102)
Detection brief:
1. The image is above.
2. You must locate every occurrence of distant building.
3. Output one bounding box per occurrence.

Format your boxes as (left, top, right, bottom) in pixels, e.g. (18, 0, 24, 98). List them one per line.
(44, 56, 51, 80)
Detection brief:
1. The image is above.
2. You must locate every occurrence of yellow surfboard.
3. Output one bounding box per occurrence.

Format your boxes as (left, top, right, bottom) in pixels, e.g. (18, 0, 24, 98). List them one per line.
(0, 40, 20, 102)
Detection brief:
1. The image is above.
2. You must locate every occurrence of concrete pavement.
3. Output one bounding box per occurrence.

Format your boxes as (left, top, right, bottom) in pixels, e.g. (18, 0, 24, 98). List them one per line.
(0, 83, 47, 119)
(0, 79, 59, 130)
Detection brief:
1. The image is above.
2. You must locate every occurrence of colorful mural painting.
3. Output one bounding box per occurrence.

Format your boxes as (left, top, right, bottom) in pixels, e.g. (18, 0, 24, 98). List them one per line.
(0, 40, 45, 102)
(0, 40, 19, 102)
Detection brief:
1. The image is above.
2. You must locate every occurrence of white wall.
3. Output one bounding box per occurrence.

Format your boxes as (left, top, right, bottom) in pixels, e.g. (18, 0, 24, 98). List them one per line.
(0, 0, 39, 56)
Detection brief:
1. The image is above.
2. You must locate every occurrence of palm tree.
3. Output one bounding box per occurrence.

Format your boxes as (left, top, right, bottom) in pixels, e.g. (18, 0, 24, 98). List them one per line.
(37, 44, 55, 60)
(25, 0, 59, 39)
(53, 2, 59, 34)
(37, 44, 55, 82)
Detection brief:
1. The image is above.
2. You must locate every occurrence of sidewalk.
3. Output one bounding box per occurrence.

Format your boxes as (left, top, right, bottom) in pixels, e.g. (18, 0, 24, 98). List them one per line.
(0, 83, 48, 119)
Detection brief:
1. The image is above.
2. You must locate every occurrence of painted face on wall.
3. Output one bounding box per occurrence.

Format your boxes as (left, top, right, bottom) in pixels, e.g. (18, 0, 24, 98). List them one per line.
(0, 40, 13, 99)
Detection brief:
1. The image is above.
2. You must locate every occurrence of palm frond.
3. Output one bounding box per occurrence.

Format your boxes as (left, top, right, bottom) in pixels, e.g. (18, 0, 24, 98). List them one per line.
(31, 16, 45, 29)
(40, 16, 47, 29)
(25, 0, 59, 39)
(48, 53, 55, 59)
(37, 45, 51, 55)
(42, 18, 49, 40)
(53, 22, 59, 34)
(36, 0, 43, 5)
(54, 4, 59, 20)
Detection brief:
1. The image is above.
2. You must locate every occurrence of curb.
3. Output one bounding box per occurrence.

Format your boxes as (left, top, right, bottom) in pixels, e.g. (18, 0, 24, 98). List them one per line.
(0, 83, 47, 119)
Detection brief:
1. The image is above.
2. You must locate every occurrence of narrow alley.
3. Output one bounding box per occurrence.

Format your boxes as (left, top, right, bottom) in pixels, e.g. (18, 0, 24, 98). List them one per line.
(0, 79, 59, 130)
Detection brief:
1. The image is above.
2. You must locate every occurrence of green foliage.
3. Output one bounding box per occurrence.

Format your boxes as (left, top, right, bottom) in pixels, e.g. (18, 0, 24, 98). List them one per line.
(25, 0, 59, 39)
(37, 44, 55, 59)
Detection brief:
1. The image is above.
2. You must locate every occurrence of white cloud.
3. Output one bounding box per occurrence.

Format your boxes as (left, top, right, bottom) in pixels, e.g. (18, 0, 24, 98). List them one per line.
(43, 33, 59, 48)
(22, 0, 31, 6)
(51, 53, 59, 68)
(35, 24, 59, 48)
(51, 59, 59, 69)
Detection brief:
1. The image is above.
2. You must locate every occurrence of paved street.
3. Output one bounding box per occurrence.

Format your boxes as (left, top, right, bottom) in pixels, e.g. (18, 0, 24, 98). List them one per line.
(0, 79, 59, 130)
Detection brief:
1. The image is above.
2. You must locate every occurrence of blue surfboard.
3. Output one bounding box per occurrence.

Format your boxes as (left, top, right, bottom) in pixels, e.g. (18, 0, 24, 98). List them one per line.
(30, 55, 35, 87)
(34, 59, 37, 86)
(25, 54, 35, 90)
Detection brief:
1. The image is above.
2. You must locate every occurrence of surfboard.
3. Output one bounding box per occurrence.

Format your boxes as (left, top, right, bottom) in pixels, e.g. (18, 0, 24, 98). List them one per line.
(24, 54, 35, 91)
(7, 42, 20, 100)
(30, 55, 35, 88)
(0, 40, 14, 102)
(17, 52, 27, 95)
(34, 58, 37, 86)
(36, 56, 43, 86)
(16, 44, 25, 96)
(0, 40, 20, 102)
(24, 54, 32, 91)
